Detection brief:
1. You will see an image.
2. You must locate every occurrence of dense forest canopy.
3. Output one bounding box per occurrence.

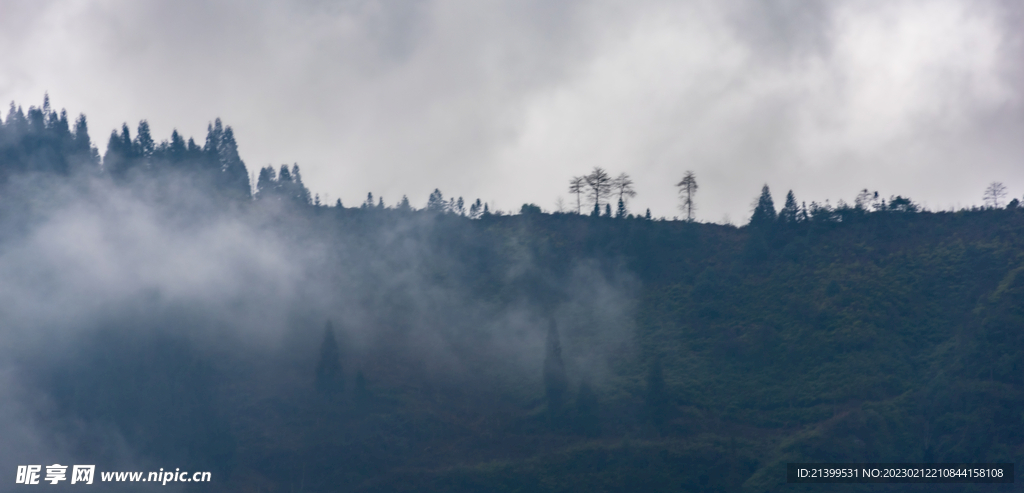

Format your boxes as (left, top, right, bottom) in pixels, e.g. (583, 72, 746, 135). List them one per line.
(1, 98, 1022, 492)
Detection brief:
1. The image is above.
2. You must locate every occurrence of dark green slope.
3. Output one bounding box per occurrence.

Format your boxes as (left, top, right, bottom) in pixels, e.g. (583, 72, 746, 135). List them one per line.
(219, 208, 1024, 493)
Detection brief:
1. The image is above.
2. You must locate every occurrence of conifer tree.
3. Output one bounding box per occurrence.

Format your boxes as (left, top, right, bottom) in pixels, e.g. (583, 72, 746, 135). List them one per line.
(779, 190, 799, 224)
(315, 321, 344, 396)
(568, 176, 586, 214)
(133, 120, 155, 165)
(676, 171, 698, 222)
(427, 189, 446, 212)
(584, 167, 612, 213)
(749, 185, 777, 227)
(616, 198, 626, 218)
(255, 166, 276, 199)
(544, 322, 568, 422)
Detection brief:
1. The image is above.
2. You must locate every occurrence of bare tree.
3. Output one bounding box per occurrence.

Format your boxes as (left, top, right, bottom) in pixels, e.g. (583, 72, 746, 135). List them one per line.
(584, 167, 613, 215)
(568, 176, 586, 214)
(984, 182, 1007, 208)
(612, 172, 637, 207)
(676, 170, 698, 221)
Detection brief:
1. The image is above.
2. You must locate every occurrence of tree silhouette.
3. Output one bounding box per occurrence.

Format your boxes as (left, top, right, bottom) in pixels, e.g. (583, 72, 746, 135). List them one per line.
(544, 322, 568, 422)
(314, 321, 343, 396)
(584, 167, 612, 214)
(749, 184, 776, 227)
(984, 182, 1007, 209)
(398, 195, 411, 211)
(427, 189, 446, 212)
(676, 171, 698, 222)
(612, 172, 636, 214)
(779, 190, 799, 223)
(568, 176, 586, 214)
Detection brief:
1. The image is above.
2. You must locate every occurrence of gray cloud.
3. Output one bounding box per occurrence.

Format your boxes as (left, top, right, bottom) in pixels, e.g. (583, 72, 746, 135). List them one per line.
(1, 0, 1022, 222)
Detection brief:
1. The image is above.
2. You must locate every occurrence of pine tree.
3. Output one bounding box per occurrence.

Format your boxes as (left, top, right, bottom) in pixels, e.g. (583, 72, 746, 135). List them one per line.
(645, 208, 652, 220)
(749, 185, 777, 227)
(427, 189, 446, 212)
(314, 321, 344, 396)
(584, 167, 613, 213)
(255, 166, 277, 199)
(544, 322, 568, 422)
(615, 198, 626, 218)
(218, 125, 251, 199)
(779, 190, 799, 224)
(604, 203, 612, 217)
(133, 120, 155, 165)
(568, 176, 586, 214)
(104, 123, 136, 179)
(676, 171, 698, 221)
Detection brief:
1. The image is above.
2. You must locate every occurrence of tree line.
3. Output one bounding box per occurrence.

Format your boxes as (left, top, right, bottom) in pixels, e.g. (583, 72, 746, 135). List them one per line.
(3, 96, 1020, 224)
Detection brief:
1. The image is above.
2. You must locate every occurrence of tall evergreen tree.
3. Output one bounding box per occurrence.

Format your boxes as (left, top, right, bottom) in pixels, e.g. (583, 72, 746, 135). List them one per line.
(779, 190, 799, 224)
(584, 167, 612, 213)
(612, 172, 636, 212)
(544, 322, 568, 422)
(749, 185, 777, 227)
(314, 321, 344, 396)
(616, 198, 626, 218)
(427, 189, 446, 212)
(676, 171, 698, 222)
(104, 124, 136, 179)
(255, 165, 277, 199)
(568, 176, 586, 214)
(133, 120, 155, 165)
(216, 125, 251, 199)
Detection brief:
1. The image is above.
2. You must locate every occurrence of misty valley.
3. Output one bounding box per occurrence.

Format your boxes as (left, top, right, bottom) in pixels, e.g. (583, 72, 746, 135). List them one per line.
(1, 99, 1023, 492)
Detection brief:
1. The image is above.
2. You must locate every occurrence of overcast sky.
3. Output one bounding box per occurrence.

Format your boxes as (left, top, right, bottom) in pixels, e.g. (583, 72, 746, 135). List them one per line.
(2, 0, 1022, 222)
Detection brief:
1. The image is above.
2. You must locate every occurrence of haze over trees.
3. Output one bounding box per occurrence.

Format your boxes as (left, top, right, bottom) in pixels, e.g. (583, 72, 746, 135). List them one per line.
(1, 97, 1023, 492)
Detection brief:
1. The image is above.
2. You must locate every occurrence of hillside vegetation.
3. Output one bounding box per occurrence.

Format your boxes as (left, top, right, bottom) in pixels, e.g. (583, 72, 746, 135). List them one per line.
(1, 99, 1022, 492)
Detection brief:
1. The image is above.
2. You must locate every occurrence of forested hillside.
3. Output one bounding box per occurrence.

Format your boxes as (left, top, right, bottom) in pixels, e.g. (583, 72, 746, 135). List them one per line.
(1, 99, 1022, 492)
